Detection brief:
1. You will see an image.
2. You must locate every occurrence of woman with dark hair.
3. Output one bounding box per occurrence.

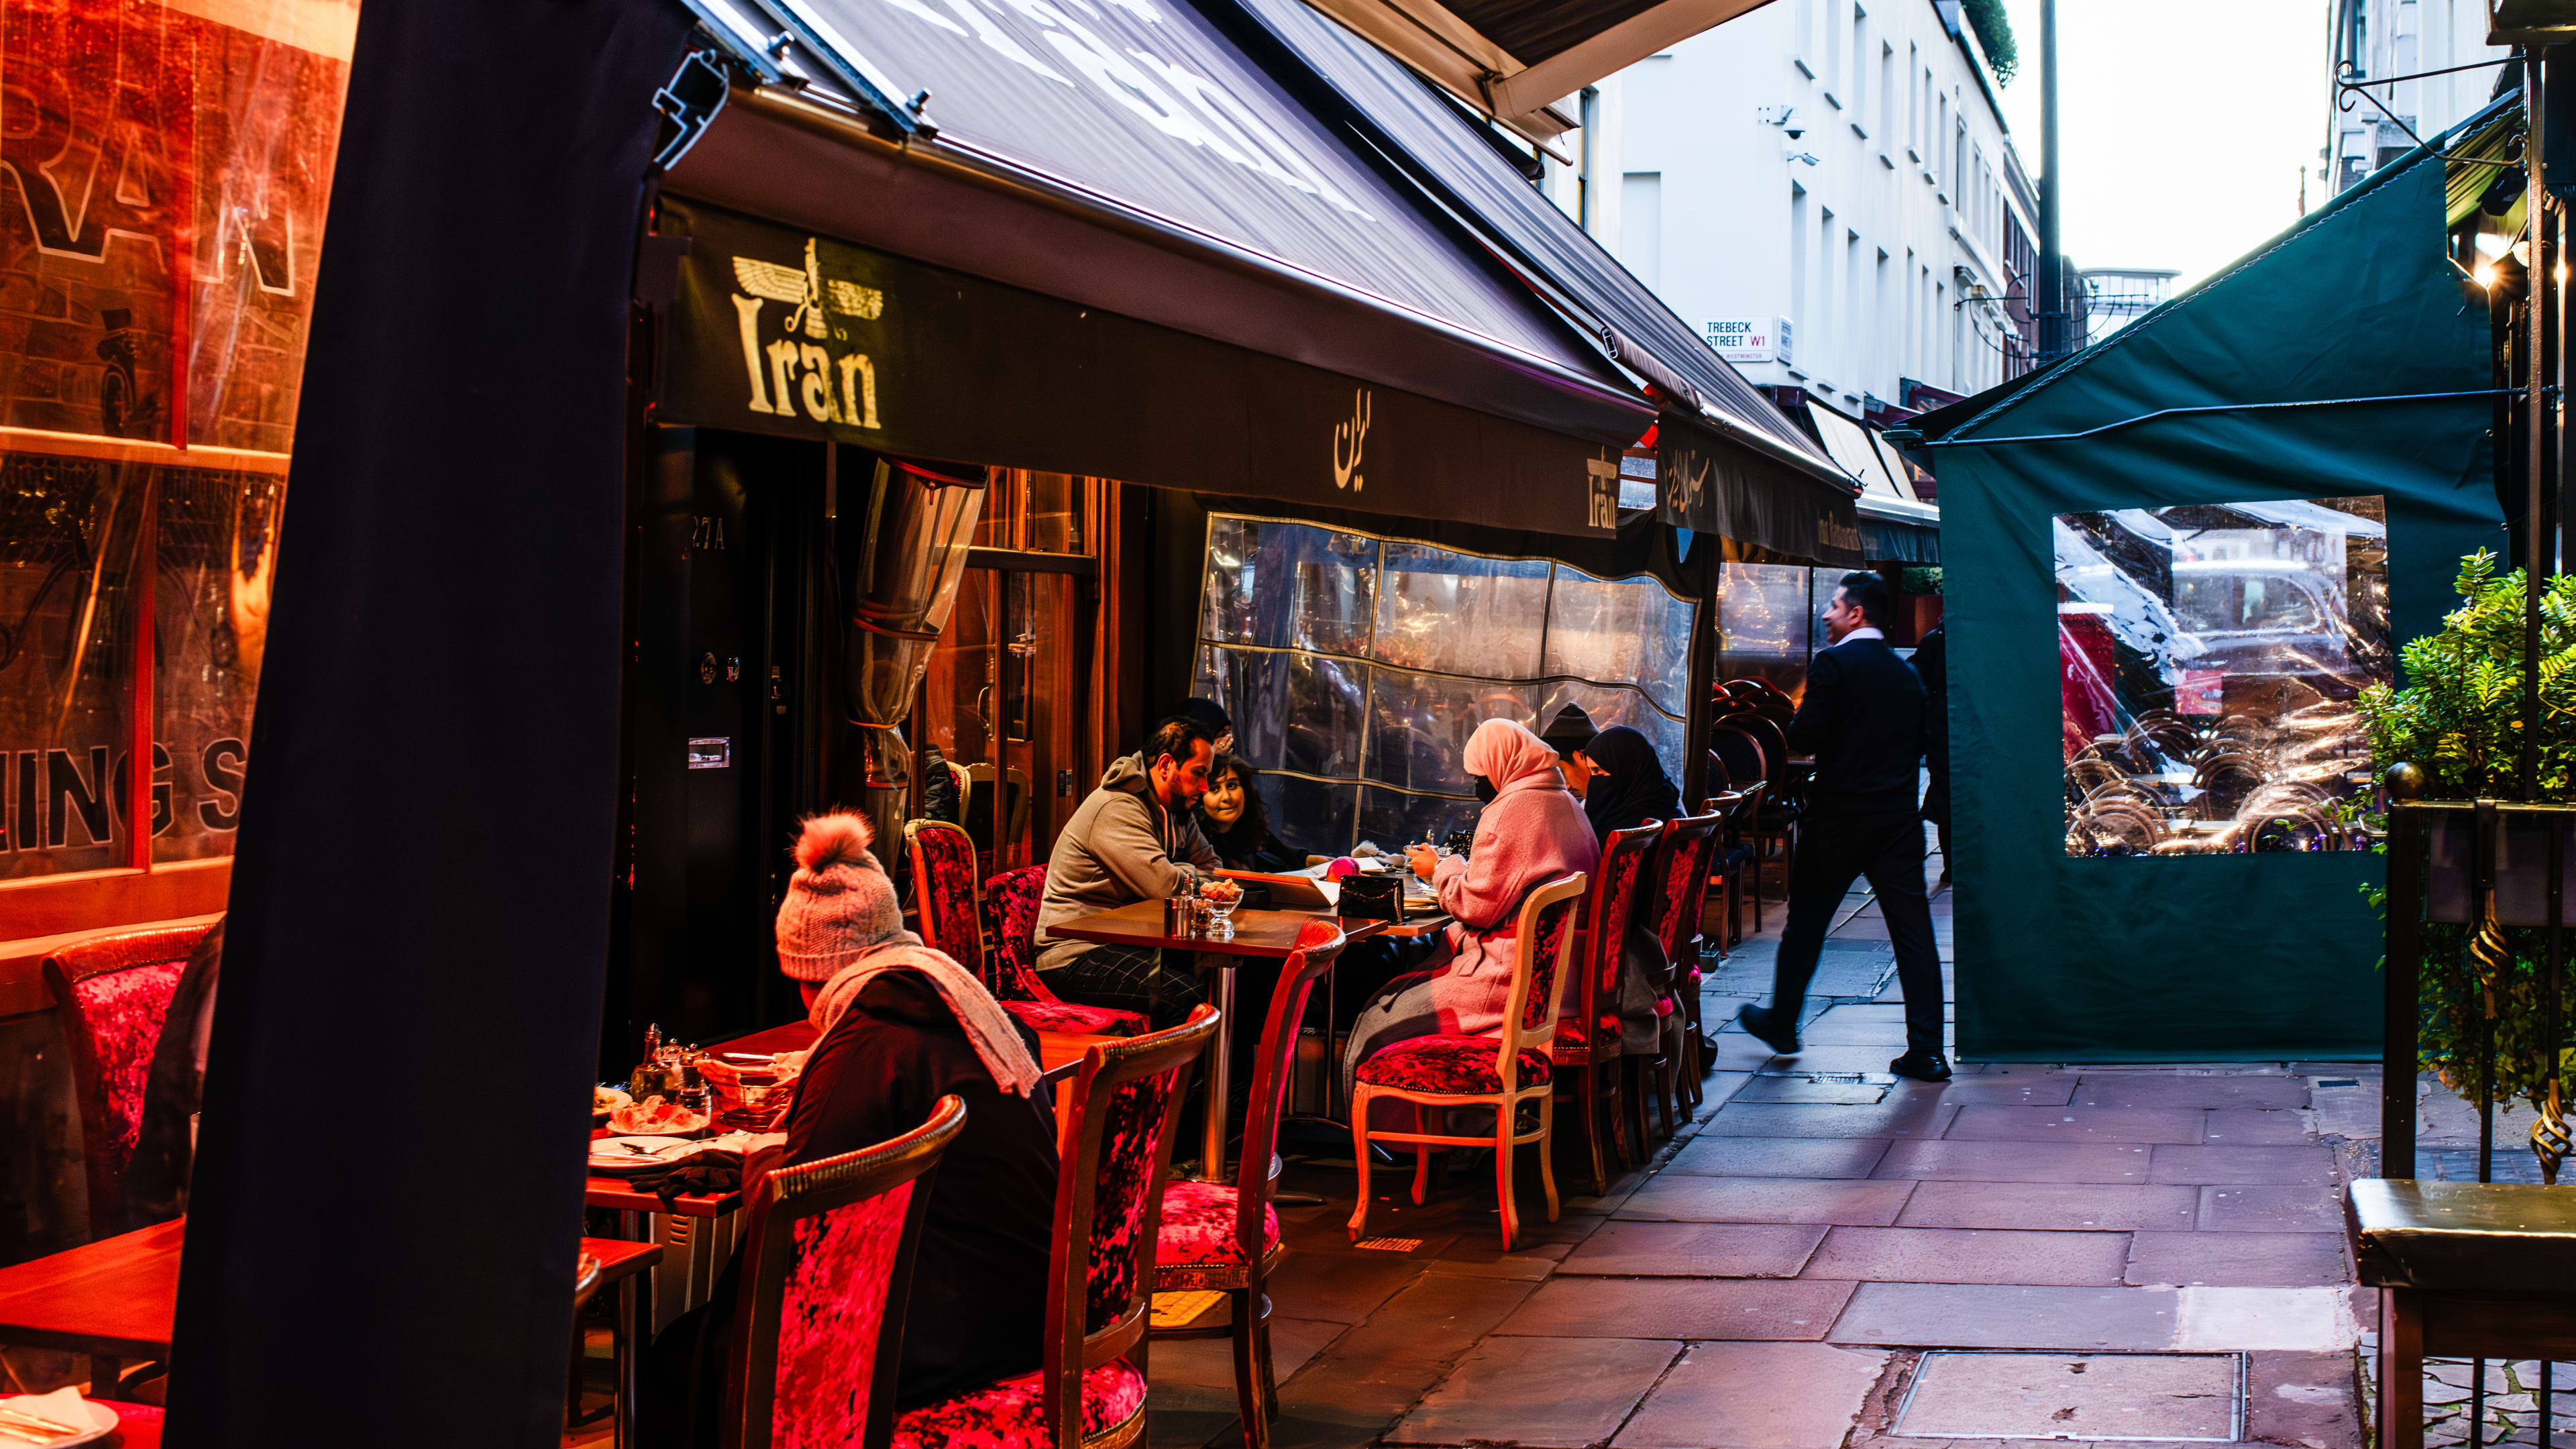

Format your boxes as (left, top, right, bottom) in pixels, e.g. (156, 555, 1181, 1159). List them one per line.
(1197, 753, 1299, 873)
(1574, 726, 1690, 1054)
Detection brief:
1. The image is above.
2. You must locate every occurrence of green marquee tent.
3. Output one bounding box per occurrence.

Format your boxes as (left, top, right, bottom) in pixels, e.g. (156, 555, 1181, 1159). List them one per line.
(1903, 101, 2512, 1060)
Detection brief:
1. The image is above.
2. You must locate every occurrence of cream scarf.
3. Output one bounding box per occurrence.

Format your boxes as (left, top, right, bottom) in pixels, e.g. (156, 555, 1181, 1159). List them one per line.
(806, 944, 1044, 1098)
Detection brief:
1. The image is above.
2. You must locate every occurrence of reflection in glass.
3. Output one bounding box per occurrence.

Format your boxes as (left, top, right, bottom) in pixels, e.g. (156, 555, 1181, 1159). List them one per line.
(1544, 568, 1695, 716)
(1373, 543, 1549, 676)
(1536, 682, 1688, 774)
(1257, 773, 1354, 861)
(1194, 645, 1365, 779)
(155, 468, 284, 863)
(1364, 669, 1535, 794)
(1714, 563, 1815, 702)
(2055, 497, 2389, 857)
(1, 457, 144, 878)
(1199, 517, 1376, 655)
(1357, 786, 1483, 857)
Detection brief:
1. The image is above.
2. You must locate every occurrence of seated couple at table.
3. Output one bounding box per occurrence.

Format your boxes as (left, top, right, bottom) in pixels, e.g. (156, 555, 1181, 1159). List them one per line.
(647, 813, 1057, 1446)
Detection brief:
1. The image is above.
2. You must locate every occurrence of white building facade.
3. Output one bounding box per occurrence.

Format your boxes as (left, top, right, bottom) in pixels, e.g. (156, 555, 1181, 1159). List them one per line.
(1544, 0, 2038, 418)
(2325, 0, 2510, 199)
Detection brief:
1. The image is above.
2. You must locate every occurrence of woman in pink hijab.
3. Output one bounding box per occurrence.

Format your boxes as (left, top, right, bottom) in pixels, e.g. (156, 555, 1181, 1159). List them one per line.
(1339, 717, 1601, 1112)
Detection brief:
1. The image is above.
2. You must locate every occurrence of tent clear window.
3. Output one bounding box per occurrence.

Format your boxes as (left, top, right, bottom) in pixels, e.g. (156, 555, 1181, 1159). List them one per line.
(1194, 515, 1696, 855)
(2056, 496, 2389, 857)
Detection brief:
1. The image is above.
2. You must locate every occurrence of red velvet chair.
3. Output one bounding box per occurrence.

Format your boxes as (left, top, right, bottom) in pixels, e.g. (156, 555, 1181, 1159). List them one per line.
(892, 1008, 1219, 1449)
(1348, 875, 1585, 1251)
(1152, 920, 1344, 1449)
(1550, 824, 1660, 1197)
(40, 923, 215, 1243)
(909, 822, 1148, 1045)
(718, 1095, 965, 1449)
(1641, 813, 1724, 1128)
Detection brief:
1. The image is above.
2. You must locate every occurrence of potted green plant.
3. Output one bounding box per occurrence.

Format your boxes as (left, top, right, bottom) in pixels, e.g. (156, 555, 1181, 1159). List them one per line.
(2357, 549, 2576, 1105)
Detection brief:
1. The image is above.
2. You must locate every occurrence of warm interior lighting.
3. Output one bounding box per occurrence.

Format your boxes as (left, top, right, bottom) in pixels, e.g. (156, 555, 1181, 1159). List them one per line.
(2476, 262, 2501, 288)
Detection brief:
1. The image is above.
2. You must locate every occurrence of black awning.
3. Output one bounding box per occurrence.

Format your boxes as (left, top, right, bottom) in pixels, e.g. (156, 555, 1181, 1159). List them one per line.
(1655, 409, 1860, 566)
(1860, 501, 1941, 564)
(1203, 0, 1858, 531)
(658, 199, 1627, 539)
(666, 0, 1653, 449)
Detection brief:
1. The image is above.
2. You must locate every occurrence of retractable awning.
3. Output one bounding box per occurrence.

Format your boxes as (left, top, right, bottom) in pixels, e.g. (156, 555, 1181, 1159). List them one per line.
(1292, 0, 1776, 144)
(668, 0, 1654, 460)
(1196, 0, 1860, 556)
(1803, 396, 1939, 561)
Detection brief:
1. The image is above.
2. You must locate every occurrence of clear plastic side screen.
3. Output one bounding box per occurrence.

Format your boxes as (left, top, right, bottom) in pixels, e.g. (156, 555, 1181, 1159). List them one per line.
(2055, 496, 2390, 857)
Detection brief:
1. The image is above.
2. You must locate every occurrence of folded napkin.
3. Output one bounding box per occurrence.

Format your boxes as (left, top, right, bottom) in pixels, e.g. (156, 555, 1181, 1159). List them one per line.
(0, 1387, 106, 1440)
(623, 1132, 788, 1206)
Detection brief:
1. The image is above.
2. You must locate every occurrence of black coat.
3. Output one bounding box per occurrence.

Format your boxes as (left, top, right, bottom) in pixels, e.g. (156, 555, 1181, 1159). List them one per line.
(1787, 634, 1928, 817)
(1911, 624, 1949, 820)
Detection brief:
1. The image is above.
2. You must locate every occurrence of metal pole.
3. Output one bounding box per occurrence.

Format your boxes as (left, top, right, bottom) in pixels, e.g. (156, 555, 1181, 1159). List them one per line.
(2386, 803, 2424, 1176)
(2037, 0, 2065, 361)
(2525, 49, 2548, 802)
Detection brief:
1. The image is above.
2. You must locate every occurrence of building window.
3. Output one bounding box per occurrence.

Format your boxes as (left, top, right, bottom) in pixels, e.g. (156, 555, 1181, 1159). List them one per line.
(1791, 185, 1811, 329)
(1622, 173, 1664, 289)
(1578, 87, 1600, 229)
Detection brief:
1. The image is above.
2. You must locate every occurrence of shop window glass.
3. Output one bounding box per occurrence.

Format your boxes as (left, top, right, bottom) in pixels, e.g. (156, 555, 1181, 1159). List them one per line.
(1714, 563, 1816, 701)
(1194, 515, 1696, 855)
(0, 0, 358, 883)
(2055, 496, 2389, 857)
(974, 471, 1095, 554)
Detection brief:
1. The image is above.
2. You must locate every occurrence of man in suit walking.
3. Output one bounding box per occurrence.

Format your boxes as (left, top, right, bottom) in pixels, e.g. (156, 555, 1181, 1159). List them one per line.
(1737, 572, 1951, 1081)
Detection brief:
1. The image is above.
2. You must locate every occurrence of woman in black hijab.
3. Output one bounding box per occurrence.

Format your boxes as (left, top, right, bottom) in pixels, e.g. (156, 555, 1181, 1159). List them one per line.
(1582, 726, 1682, 839)
(1576, 725, 1685, 1055)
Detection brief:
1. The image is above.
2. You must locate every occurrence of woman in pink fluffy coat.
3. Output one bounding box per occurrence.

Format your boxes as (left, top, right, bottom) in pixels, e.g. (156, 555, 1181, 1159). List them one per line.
(1338, 717, 1601, 1116)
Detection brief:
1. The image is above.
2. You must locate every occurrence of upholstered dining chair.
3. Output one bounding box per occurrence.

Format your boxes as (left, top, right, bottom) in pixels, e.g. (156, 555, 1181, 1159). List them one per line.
(1152, 920, 1342, 1449)
(892, 1007, 1219, 1449)
(909, 823, 1148, 1038)
(1703, 789, 1758, 949)
(719, 1095, 966, 1449)
(1640, 813, 1723, 1128)
(1347, 875, 1585, 1252)
(1550, 824, 1659, 1197)
(40, 922, 216, 1244)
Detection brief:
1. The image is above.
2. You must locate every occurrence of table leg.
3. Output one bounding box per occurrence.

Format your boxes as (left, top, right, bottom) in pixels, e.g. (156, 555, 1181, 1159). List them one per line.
(615, 1271, 639, 1449)
(1199, 956, 1236, 1183)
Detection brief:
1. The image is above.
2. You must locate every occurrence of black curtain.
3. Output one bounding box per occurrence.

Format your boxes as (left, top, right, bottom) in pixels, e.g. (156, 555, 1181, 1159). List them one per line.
(167, 1, 693, 1443)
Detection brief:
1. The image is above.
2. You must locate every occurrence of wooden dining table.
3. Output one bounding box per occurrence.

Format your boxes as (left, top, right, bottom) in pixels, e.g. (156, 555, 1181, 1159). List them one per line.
(1046, 900, 1404, 1180)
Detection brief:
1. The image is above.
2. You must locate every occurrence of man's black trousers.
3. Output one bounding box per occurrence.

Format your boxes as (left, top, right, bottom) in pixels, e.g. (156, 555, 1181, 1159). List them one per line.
(1766, 810, 1946, 1055)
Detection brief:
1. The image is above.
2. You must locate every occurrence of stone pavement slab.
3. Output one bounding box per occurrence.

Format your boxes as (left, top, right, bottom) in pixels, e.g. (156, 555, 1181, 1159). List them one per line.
(1266, 1247, 1428, 1323)
(1613, 1341, 1889, 1449)
(1702, 1100, 1958, 1139)
(1873, 1139, 2151, 1183)
(1501, 1275, 1860, 1340)
(1735, 1075, 1892, 1104)
(1890, 1350, 2239, 1440)
(2124, 1230, 2350, 1287)
(1270, 1271, 1539, 1448)
(1755, 1044, 1929, 1075)
(2147, 1144, 2338, 1185)
(2198, 1185, 2341, 1232)
(1891, 1074, 2078, 1106)
(2172, 1286, 2357, 1350)
(1898, 1181, 2202, 1231)
(1617, 1175, 1917, 1225)
(1829, 1282, 2182, 1350)
(2245, 1350, 2365, 1449)
(1945, 1106, 2209, 1144)
(1799, 1013, 1915, 1045)
(1666, 1135, 1894, 1179)
(2075, 1074, 2309, 1110)
(1801, 1227, 2133, 1286)
(1560, 1220, 1829, 1277)
(2202, 1108, 2314, 1144)
(1387, 1336, 1680, 1448)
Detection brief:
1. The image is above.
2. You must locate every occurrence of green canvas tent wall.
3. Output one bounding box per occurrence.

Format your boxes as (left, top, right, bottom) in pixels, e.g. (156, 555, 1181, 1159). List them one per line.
(1909, 106, 2509, 1061)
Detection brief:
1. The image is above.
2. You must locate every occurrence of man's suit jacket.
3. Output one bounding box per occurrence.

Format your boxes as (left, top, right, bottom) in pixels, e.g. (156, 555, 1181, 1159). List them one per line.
(1787, 634, 1928, 818)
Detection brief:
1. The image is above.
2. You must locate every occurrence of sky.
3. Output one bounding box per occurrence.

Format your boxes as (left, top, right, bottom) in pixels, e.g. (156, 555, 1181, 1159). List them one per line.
(1988, 0, 2328, 290)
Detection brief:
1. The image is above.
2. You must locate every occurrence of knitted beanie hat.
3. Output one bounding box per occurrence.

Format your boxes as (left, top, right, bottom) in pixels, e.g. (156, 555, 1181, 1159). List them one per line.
(775, 812, 919, 981)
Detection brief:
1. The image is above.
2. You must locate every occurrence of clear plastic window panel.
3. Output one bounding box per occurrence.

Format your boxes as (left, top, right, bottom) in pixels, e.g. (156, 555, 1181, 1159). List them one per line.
(154, 467, 282, 863)
(2055, 496, 2389, 857)
(1195, 515, 1701, 853)
(1198, 516, 1377, 655)
(1372, 543, 1550, 678)
(1543, 566, 1695, 716)
(1714, 563, 1815, 702)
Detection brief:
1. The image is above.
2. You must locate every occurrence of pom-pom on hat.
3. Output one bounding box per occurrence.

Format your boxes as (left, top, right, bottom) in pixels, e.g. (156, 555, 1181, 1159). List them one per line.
(775, 812, 919, 981)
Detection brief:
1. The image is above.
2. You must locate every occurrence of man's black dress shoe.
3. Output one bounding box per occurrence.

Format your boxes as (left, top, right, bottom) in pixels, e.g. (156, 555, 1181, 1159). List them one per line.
(1889, 1050, 1953, 1082)
(1736, 1004, 1801, 1056)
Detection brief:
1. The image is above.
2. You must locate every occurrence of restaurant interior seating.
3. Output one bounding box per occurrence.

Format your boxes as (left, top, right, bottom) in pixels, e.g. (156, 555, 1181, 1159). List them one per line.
(1348, 874, 1585, 1251)
(1550, 824, 1659, 1197)
(720, 1096, 965, 1449)
(908, 822, 1148, 1045)
(1150, 919, 1345, 1449)
(40, 924, 215, 1246)
(891, 1009, 1218, 1449)
(1707, 788, 1760, 948)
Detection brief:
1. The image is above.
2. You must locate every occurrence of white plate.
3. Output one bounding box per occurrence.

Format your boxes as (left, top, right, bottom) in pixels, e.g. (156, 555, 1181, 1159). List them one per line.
(588, 1136, 694, 1173)
(0, 1391, 117, 1447)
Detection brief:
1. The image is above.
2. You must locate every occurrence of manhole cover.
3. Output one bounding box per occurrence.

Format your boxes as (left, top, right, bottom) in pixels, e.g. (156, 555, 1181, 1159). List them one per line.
(1893, 1351, 2245, 1441)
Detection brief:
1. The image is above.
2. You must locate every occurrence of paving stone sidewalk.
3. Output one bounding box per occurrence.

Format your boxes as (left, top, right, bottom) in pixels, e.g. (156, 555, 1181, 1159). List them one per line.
(1149, 847, 2397, 1449)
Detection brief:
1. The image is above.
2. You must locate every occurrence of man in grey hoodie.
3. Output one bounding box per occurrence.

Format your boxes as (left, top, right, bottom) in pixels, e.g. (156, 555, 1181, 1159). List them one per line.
(1034, 716, 1224, 1025)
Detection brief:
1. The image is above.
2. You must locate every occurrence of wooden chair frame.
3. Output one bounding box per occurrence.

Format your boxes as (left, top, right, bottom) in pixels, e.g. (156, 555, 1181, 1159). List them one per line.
(1640, 814, 1723, 1131)
(1552, 826, 1660, 1197)
(720, 1095, 966, 1449)
(1152, 922, 1344, 1449)
(1037, 1007, 1221, 1449)
(1347, 874, 1585, 1251)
